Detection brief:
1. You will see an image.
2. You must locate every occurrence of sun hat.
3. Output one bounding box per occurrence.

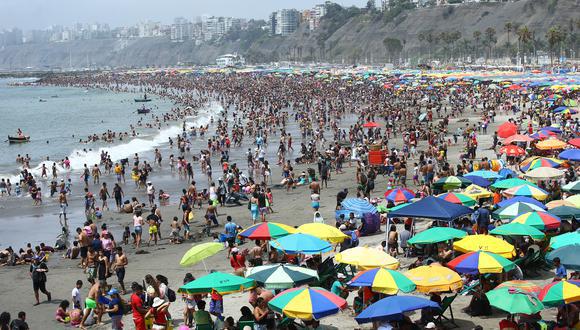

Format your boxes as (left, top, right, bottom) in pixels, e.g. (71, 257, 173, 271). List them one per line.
(152, 297, 164, 308)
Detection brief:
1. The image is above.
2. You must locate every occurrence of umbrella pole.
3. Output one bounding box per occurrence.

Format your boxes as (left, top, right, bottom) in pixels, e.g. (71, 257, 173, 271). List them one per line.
(385, 218, 390, 245)
(202, 259, 208, 273)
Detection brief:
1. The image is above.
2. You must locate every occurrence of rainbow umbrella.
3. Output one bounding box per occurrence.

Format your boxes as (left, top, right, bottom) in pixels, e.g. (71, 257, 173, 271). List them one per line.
(436, 192, 477, 206)
(432, 176, 472, 190)
(348, 268, 416, 295)
(496, 196, 546, 210)
(492, 178, 539, 190)
(502, 184, 549, 200)
(497, 280, 542, 296)
(453, 235, 516, 258)
(447, 251, 515, 274)
(486, 287, 544, 314)
(239, 222, 296, 240)
(268, 287, 347, 320)
(405, 265, 463, 293)
(530, 130, 556, 140)
(407, 227, 467, 245)
(538, 280, 580, 306)
(524, 167, 565, 180)
(549, 231, 580, 250)
(493, 202, 545, 220)
(384, 187, 415, 203)
(270, 233, 332, 255)
(490, 222, 545, 240)
(512, 211, 561, 231)
(520, 157, 564, 172)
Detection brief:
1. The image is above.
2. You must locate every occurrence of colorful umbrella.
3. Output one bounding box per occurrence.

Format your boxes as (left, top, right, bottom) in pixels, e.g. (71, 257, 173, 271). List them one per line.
(497, 280, 542, 296)
(492, 178, 539, 190)
(538, 280, 580, 306)
(362, 121, 380, 128)
(270, 233, 332, 255)
(568, 138, 580, 148)
(549, 205, 580, 220)
(348, 268, 415, 295)
(530, 130, 556, 140)
(524, 167, 565, 180)
(436, 192, 477, 206)
(245, 264, 319, 289)
(432, 176, 472, 190)
(463, 184, 493, 199)
(354, 296, 440, 324)
(502, 184, 549, 200)
(497, 122, 518, 138)
(559, 149, 580, 161)
(503, 134, 534, 144)
(536, 139, 567, 150)
(486, 287, 544, 314)
(268, 287, 347, 320)
(492, 202, 546, 220)
(489, 222, 545, 240)
(512, 211, 561, 231)
(563, 180, 580, 194)
(496, 196, 547, 210)
(545, 199, 576, 209)
(466, 170, 501, 179)
(448, 251, 515, 274)
(335, 246, 400, 270)
(500, 145, 526, 156)
(297, 223, 348, 243)
(547, 245, 580, 270)
(520, 157, 564, 172)
(180, 242, 224, 267)
(341, 198, 378, 215)
(178, 272, 255, 295)
(453, 235, 516, 258)
(549, 231, 580, 250)
(238, 222, 296, 240)
(407, 227, 467, 245)
(384, 187, 415, 203)
(405, 265, 463, 293)
(566, 194, 580, 207)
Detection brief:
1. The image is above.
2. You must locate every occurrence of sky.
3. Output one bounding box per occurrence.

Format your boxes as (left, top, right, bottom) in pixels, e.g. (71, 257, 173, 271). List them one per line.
(0, 0, 364, 30)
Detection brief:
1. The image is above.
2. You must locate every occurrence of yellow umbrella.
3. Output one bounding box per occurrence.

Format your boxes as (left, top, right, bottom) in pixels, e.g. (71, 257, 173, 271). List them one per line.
(297, 223, 348, 243)
(536, 139, 567, 150)
(453, 235, 516, 258)
(546, 199, 576, 209)
(463, 184, 493, 199)
(565, 194, 580, 207)
(180, 242, 224, 268)
(334, 246, 400, 270)
(405, 265, 463, 293)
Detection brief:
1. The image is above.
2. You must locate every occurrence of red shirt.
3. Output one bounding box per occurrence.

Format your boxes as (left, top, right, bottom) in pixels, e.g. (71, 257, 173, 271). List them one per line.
(150, 307, 167, 325)
(230, 254, 246, 270)
(499, 319, 518, 330)
(131, 294, 145, 321)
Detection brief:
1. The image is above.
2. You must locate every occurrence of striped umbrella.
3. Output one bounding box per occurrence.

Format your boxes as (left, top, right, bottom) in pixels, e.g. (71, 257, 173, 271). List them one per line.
(348, 268, 416, 295)
(489, 222, 546, 240)
(405, 265, 463, 293)
(496, 196, 547, 210)
(497, 280, 542, 296)
(384, 187, 415, 203)
(407, 227, 467, 245)
(530, 130, 556, 140)
(436, 192, 477, 206)
(538, 280, 580, 306)
(463, 184, 493, 199)
(545, 199, 576, 209)
(502, 184, 549, 201)
(432, 176, 472, 190)
(238, 222, 296, 240)
(245, 264, 319, 289)
(492, 202, 545, 220)
(512, 211, 561, 231)
(519, 157, 565, 172)
(448, 251, 516, 274)
(268, 287, 347, 320)
(566, 194, 580, 207)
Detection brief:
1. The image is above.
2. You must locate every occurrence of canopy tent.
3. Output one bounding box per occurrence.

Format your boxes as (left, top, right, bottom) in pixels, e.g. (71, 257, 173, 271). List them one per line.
(387, 196, 473, 221)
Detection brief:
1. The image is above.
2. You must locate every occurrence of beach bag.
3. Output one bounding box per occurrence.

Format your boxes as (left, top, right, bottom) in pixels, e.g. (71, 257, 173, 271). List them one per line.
(167, 288, 177, 302)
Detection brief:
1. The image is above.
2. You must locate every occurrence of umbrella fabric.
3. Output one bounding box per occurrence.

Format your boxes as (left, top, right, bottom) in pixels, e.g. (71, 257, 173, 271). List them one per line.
(566, 195, 580, 207)
(559, 149, 580, 161)
(493, 202, 545, 220)
(245, 264, 319, 289)
(524, 167, 565, 180)
(341, 198, 378, 215)
(362, 121, 380, 128)
(550, 231, 580, 250)
(297, 223, 348, 243)
(496, 196, 546, 210)
(463, 184, 493, 199)
(500, 145, 526, 156)
(386, 196, 473, 221)
(466, 170, 501, 179)
(499, 168, 519, 180)
(490, 222, 545, 240)
(463, 175, 492, 187)
(546, 245, 580, 270)
(545, 199, 576, 209)
(536, 139, 567, 150)
(335, 246, 400, 270)
(348, 268, 415, 295)
(448, 251, 515, 274)
(386, 202, 410, 212)
(492, 178, 539, 190)
(563, 180, 580, 194)
(384, 188, 415, 203)
(270, 233, 332, 254)
(432, 176, 472, 190)
(520, 157, 564, 172)
(268, 287, 347, 320)
(354, 295, 439, 324)
(538, 280, 580, 306)
(407, 227, 467, 245)
(549, 206, 580, 220)
(486, 287, 544, 314)
(512, 211, 561, 231)
(502, 185, 549, 201)
(178, 272, 255, 295)
(238, 222, 296, 240)
(568, 138, 580, 148)
(453, 235, 516, 258)
(497, 122, 518, 138)
(497, 280, 542, 296)
(530, 130, 556, 140)
(436, 192, 477, 206)
(180, 242, 224, 267)
(503, 134, 534, 144)
(405, 265, 463, 293)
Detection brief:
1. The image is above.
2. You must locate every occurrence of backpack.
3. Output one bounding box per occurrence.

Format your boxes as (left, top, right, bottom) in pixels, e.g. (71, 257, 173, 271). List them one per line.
(167, 288, 176, 302)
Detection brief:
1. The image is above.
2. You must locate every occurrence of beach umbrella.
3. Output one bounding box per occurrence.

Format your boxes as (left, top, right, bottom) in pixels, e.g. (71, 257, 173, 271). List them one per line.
(268, 287, 347, 320)
(466, 170, 501, 180)
(559, 149, 580, 161)
(341, 198, 378, 216)
(238, 222, 296, 240)
(546, 245, 580, 270)
(566, 195, 580, 207)
(493, 201, 545, 220)
(496, 196, 546, 210)
(297, 223, 348, 243)
(563, 180, 580, 194)
(549, 205, 580, 220)
(489, 222, 545, 240)
(500, 145, 526, 156)
(362, 121, 380, 128)
(568, 138, 580, 148)
(463, 184, 493, 199)
(537, 139, 567, 150)
(546, 199, 576, 209)
(502, 184, 549, 200)
(348, 268, 416, 295)
(512, 211, 561, 231)
(549, 231, 580, 250)
(335, 246, 399, 270)
(530, 130, 556, 140)
(486, 287, 544, 314)
(407, 227, 467, 245)
(503, 134, 534, 144)
(270, 233, 332, 255)
(463, 175, 492, 187)
(384, 187, 415, 203)
(354, 295, 439, 324)
(524, 167, 565, 180)
(180, 242, 224, 268)
(538, 280, 580, 306)
(497, 122, 518, 138)
(497, 280, 542, 296)
(385, 202, 410, 212)
(436, 192, 477, 206)
(492, 178, 539, 190)
(432, 176, 472, 190)
(520, 157, 564, 172)
(245, 264, 319, 289)
(453, 235, 516, 258)
(447, 251, 516, 274)
(178, 272, 255, 295)
(405, 265, 463, 293)
(499, 168, 519, 180)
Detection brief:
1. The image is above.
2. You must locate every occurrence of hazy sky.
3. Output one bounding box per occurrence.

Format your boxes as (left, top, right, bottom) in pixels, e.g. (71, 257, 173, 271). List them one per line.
(0, 0, 364, 30)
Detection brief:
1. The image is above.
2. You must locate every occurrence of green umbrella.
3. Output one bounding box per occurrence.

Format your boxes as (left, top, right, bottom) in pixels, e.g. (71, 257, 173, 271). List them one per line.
(486, 287, 544, 314)
(433, 176, 472, 190)
(376, 205, 389, 213)
(549, 205, 580, 220)
(562, 180, 580, 194)
(492, 202, 545, 220)
(407, 227, 468, 245)
(386, 202, 410, 212)
(549, 231, 580, 250)
(178, 272, 255, 295)
(491, 178, 539, 190)
(490, 222, 546, 240)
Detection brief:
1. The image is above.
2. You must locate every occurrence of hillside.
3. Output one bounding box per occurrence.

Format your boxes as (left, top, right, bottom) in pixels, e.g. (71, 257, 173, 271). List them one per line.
(0, 0, 578, 69)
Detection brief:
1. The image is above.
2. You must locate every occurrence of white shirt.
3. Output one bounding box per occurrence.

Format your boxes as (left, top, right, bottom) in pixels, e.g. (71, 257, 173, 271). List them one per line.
(378, 321, 393, 330)
(72, 287, 82, 307)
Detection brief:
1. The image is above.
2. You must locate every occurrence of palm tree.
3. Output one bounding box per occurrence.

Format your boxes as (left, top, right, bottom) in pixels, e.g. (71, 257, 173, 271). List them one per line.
(483, 27, 497, 62)
(473, 31, 482, 60)
(546, 25, 566, 65)
(516, 25, 532, 65)
(504, 22, 513, 46)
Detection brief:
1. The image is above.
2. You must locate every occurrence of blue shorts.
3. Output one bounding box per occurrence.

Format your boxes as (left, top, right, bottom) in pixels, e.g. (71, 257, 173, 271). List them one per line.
(134, 226, 142, 234)
(209, 299, 223, 315)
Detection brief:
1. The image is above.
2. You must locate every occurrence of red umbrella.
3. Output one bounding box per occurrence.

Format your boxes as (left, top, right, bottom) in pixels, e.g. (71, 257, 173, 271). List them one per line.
(363, 122, 380, 128)
(500, 145, 526, 156)
(508, 84, 522, 91)
(568, 138, 580, 148)
(503, 134, 534, 144)
(497, 122, 518, 138)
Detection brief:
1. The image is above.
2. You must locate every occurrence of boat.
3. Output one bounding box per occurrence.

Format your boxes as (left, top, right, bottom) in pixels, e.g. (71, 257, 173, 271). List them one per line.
(134, 94, 152, 102)
(8, 135, 30, 143)
(137, 106, 151, 114)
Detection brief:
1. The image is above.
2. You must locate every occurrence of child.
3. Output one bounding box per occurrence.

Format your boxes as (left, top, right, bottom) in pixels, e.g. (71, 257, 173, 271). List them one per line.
(15, 183, 21, 197)
(266, 188, 274, 213)
(55, 300, 70, 323)
(65, 178, 72, 195)
(122, 226, 130, 245)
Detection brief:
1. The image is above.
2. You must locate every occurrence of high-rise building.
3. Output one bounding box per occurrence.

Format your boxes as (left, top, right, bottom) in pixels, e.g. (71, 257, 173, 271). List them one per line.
(270, 9, 299, 36)
(171, 17, 193, 42)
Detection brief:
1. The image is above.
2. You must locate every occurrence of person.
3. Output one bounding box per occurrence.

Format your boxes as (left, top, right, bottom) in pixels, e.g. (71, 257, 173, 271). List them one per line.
(30, 256, 51, 305)
(130, 283, 147, 330)
(145, 297, 170, 330)
(81, 279, 101, 328)
(388, 225, 398, 257)
(146, 210, 159, 246)
(476, 205, 490, 235)
(230, 248, 246, 276)
(105, 288, 124, 330)
(224, 216, 238, 257)
(399, 223, 412, 255)
(238, 306, 255, 325)
(193, 300, 213, 329)
(133, 211, 144, 249)
(554, 257, 567, 281)
(114, 246, 128, 294)
(0, 312, 9, 330)
(353, 289, 364, 316)
(499, 315, 518, 330)
(253, 297, 269, 330)
(55, 300, 70, 323)
(72, 280, 83, 309)
(209, 288, 223, 318)
(331, 274, 349, 299)
(10, 311, 29, 330)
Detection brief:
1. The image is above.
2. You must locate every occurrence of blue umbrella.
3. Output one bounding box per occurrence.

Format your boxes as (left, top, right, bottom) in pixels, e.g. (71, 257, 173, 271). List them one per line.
(269, 233, 332, 255)
(466, 170, 501, 179)
(546, 245, 580, 270)
(553, 106, 568, 113)
(341, 198, 378, 215)
(559, 149, 580, 161)
(496, 196, 547, 210)
(355, 295, 440, 324)
(498, 168, 518, 179)
(464, 175, 492, 187)
(541, 126, 562, 133)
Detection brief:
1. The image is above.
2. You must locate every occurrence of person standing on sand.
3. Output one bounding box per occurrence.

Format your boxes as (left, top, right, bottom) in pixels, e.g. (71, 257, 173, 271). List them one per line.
(130, 283, 147, 330)
(114, 246, 128, 294)
(30, 257, 51, 306)
(80, 279, 100, 329)
(99, 182, 110, 211)
(113, 183, 124, 212)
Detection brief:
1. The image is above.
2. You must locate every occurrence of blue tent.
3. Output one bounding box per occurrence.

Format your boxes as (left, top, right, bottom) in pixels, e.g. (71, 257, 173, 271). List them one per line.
(355, 295, 440, 324)
(496, 196, 547, 210)
(341, 198, 377, 215)
(559, 149, 580, 161)
(387, 196, 473, 221)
